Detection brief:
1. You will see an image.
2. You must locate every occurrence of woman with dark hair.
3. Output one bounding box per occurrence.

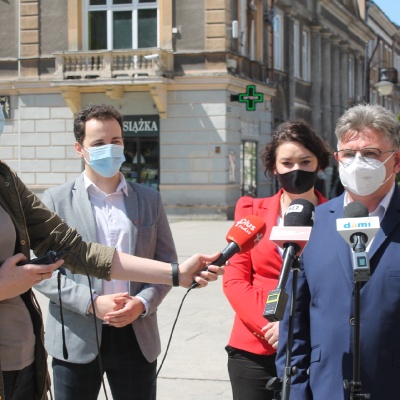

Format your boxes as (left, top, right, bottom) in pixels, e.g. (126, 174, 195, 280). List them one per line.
(223, 120, 331, 400)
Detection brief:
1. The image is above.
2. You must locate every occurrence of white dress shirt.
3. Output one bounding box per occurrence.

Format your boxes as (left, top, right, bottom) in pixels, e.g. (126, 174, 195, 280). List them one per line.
(343, 182, 395, 251)
(84, 172, 148, 314)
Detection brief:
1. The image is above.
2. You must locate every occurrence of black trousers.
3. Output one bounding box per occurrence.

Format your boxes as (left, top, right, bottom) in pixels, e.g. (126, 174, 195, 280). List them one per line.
(3, 362, 36, 400)
(52, 324, 157, 400)
(226, 345, 277, 400)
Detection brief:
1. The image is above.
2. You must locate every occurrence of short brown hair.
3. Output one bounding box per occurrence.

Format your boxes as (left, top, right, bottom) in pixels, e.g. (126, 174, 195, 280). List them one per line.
(74, 104, 123, 145)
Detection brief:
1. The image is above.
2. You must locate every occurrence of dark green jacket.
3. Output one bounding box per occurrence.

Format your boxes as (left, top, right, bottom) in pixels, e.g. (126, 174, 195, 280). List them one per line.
(0, 161, 115, 400)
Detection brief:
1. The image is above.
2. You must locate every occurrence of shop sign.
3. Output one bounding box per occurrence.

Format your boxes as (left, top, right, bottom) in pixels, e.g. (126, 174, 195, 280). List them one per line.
(230, 85, 264, 111)
(123, 115, 159, 137)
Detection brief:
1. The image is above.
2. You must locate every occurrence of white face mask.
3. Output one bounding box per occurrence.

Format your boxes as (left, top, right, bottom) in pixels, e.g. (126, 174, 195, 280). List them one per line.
(83, 144, 126, 178)
(339, 152, 394, 196)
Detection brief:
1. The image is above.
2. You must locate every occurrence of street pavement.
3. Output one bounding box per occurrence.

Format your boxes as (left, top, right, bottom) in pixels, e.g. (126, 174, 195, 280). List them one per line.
(34, 219, 235, 400)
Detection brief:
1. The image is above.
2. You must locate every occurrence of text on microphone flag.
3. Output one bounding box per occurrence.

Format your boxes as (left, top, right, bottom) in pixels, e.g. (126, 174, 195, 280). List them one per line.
(226, 215, 266, 253)
(336, 216, 380, 247)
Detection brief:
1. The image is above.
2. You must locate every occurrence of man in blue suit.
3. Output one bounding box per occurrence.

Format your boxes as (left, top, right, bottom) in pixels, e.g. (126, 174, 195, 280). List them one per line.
(276, 104, 400, 399)
(36, 104, 176, 400)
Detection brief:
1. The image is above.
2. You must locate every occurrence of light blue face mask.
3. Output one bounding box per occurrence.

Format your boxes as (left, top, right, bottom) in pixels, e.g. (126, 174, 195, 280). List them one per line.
(0, 107, 5, 135)
(84, 144, 126, 178)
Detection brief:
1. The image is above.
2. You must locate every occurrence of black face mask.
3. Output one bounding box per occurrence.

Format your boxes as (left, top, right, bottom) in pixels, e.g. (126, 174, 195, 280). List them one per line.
(277, 169, 318, 194)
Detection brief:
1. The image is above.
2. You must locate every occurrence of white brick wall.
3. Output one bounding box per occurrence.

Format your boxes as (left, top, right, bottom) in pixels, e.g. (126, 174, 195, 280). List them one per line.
(2, 88, 273, 216)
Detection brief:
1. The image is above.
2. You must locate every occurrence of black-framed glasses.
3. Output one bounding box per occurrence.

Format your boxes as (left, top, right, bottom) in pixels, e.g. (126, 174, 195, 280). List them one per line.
(335, 147, 396, 164)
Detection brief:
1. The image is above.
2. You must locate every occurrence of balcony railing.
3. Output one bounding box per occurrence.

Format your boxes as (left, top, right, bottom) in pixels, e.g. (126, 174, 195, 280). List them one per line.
(226, 54, 270, 84)
(53, 49, 169, 80)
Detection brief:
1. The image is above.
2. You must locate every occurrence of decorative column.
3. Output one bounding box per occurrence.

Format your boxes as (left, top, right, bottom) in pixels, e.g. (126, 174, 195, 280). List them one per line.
(331, 37, 340, 148)
(321, 32, 332, 143)
(311, 25, 322, 133)
(20, 0, 39, 77)
(340, 41, 349, 111)
(355, 52, 364, 103)
(284, 10, 295, 120)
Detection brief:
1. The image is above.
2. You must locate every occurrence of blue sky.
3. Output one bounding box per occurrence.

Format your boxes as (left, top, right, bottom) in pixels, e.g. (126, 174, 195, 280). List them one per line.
(373, 0, 400, 25)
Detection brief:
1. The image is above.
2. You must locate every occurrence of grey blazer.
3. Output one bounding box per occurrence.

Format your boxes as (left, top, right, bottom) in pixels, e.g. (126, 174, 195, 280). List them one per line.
(35, 173, 176, 363)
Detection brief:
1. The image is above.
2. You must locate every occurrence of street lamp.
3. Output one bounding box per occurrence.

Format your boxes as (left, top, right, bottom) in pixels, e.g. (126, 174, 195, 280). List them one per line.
(363, 37, 398, 103)
(375, 68, 398, 96)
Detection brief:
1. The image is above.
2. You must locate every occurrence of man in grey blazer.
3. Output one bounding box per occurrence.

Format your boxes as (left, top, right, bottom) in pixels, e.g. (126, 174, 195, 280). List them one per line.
(36, 104, 176, 400)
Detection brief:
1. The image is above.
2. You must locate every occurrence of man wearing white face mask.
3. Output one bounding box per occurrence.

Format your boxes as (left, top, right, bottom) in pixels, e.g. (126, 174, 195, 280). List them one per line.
(35, 104, 176, 400)
(276, 104, 400, 400)
(338, 147, 396, 197)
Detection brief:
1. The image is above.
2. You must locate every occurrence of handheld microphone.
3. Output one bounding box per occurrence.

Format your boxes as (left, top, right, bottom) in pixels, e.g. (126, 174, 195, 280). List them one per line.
(190, 215, 266, 289)
(337, 202, 379, 282)
(263, 199, 315, 322)
(17, 251, 65, 266)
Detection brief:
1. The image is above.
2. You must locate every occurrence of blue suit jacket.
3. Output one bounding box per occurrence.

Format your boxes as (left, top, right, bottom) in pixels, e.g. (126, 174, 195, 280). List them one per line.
(277, 184, 400, 400)
(35, 173, 176, 363)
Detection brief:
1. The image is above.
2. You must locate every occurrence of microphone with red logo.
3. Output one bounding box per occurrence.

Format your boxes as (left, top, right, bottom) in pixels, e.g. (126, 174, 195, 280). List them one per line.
(190, 215, 266, 289)
(263, 199, 315, 322)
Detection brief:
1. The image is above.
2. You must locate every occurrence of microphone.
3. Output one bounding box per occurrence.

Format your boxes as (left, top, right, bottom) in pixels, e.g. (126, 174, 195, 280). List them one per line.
(17, 251, 65, 266)
(337, 201, 379, 281)
(190, 215, 266, 289)
(263, 199, 315, 322)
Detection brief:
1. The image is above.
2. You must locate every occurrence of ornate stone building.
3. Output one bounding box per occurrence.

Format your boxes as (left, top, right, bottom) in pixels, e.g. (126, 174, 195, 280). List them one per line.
(0, 0, 398, 214)
(271, 0, 399, 195)
(0, 0, 275, 218)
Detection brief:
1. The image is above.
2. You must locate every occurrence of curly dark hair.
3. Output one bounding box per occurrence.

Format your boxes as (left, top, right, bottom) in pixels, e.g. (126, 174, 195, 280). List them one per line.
(261, 120, 331, 177)
(74, 104, 123, 144)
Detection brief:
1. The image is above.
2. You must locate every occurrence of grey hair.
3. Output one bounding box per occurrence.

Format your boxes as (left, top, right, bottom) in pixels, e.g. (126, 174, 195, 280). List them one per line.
(335, 104, 400, 148)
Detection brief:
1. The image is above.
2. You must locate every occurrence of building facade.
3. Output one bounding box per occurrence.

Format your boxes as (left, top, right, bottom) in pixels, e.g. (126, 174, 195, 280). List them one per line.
(0, 0, 399, 217)
(0, 0, 276, 219)
(271, 0, 399, 196)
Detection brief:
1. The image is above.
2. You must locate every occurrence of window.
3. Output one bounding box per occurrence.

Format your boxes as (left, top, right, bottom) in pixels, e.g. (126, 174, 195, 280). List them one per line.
(238, 0, 261, 60)
(241, 141, 258, 197)
(85, 0, 158, 50)
(239, 0, 247, 56)
(301, 30, 310, 81)
(395, 54, 400, 74)
(273, 11, 283, 70)
(293, 21, 300, 78)
(250, 19, 255, 60)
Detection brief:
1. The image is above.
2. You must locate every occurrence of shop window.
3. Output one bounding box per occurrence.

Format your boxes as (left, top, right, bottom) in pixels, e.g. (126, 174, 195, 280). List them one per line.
(121, 137, 159, 190)
(241, 141, 258, 197)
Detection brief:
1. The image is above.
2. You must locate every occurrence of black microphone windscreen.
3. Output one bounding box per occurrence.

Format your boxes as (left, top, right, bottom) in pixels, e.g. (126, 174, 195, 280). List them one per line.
(284, 199, 315, 227)
(343, 201, 368, 218)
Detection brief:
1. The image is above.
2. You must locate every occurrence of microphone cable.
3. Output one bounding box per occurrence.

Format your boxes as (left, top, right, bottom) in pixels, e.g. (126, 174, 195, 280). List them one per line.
(61, 251, 109, 400)
(156, 286, 194, 378)
(39, 251, 198, 400)
(34, 250, 111, 400)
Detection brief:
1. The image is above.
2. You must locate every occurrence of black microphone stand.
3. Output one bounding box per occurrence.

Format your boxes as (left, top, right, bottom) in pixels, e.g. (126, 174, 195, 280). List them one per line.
(343, 234, 370, 400)
(265, 248, 300, 400)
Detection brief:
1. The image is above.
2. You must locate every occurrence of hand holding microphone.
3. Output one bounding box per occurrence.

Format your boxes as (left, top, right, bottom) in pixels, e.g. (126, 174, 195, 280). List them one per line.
(190, 215, 267, 289)
(263, 199, 315, 322)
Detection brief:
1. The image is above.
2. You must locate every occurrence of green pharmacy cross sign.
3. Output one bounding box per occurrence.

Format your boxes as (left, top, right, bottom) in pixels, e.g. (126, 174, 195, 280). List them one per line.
(231, 85, 264, 111)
